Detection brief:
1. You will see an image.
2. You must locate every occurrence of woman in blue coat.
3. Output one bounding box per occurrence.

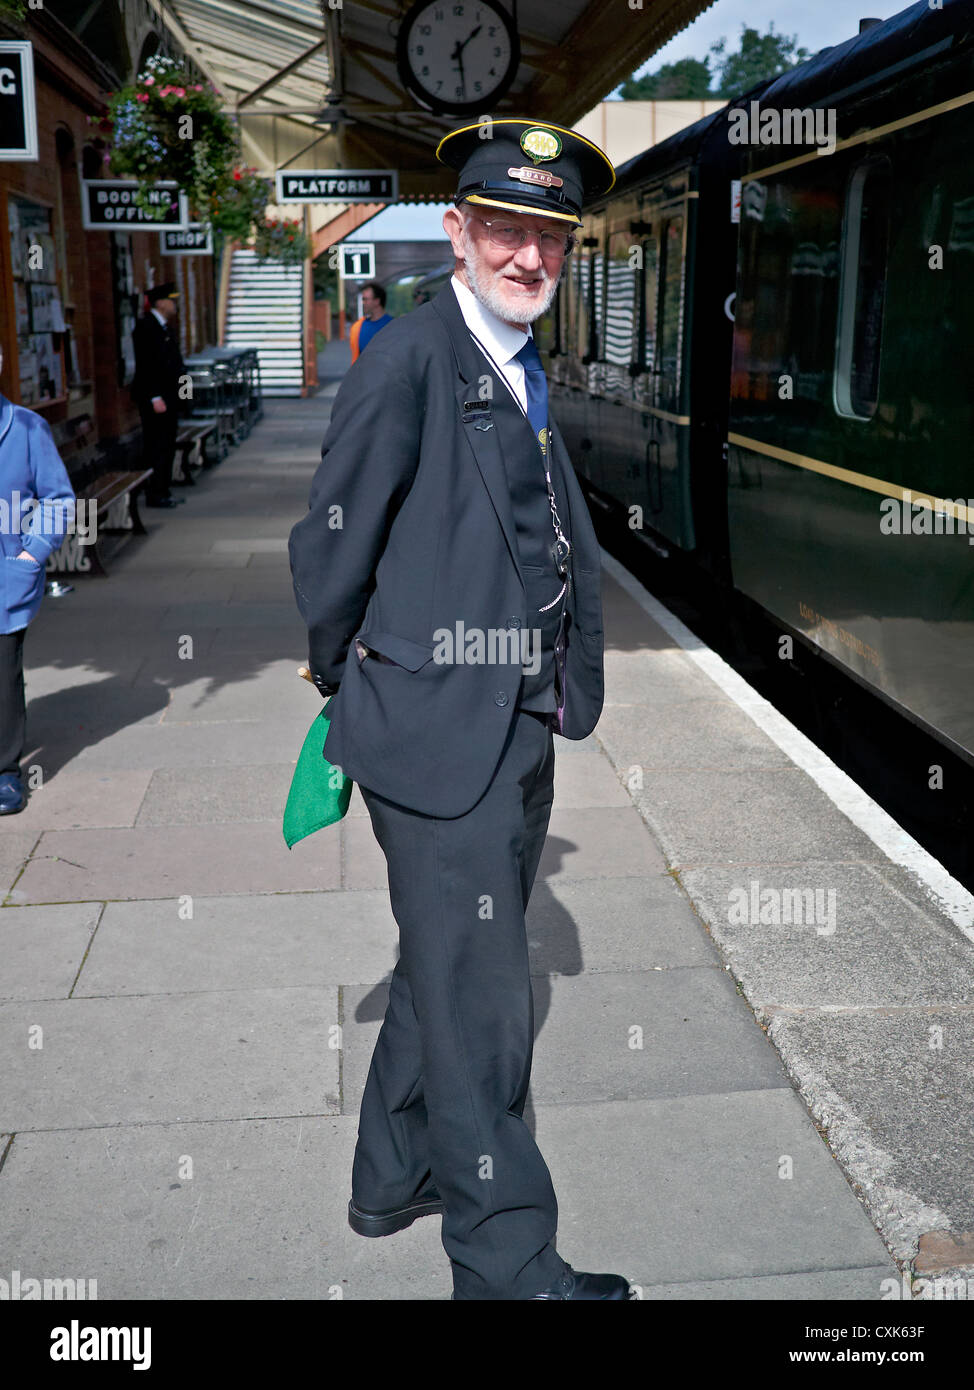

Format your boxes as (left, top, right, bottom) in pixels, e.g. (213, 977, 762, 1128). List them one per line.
(0, 355, 75, 813)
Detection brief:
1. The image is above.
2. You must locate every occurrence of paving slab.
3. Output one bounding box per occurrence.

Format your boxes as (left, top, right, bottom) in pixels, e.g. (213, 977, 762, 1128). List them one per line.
(65, 717, 313, 771)
(524, 874, 717, 974)
(596, 699, 795, 772)
(0, 831, 41, 898)
(77, 893, 398, 996)
(0, 1118, 450, 1300)
(342, 965, 789, 1115)
(135, 765, 296, 826)
(0, 988, 340, 1129)
(678, 861, 974, 1009)
(624, 769, 886, 867)
(0, 903, 102, 1001)
(12, 823, 341, 902)
(539, 806, 667, 879)
(537, 1094, 895, 1285)
(8, 769, 153, 832)
(765, 1010, 974, 1262)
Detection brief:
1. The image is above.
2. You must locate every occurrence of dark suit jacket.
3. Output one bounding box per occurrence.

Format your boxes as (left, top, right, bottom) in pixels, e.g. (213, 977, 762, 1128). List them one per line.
(289, 281, 604, 818)
(131, 313, 185, 409)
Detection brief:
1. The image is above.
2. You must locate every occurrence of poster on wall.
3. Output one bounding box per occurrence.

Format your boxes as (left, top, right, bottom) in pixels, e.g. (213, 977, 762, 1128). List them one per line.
(0, 42, 38, 162)
(111, 233, 137, 387)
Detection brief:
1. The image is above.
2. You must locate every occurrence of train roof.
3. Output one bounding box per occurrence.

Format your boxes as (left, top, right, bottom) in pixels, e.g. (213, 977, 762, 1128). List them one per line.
(602, 0, 974, 204)
(758, 0, 974, 111)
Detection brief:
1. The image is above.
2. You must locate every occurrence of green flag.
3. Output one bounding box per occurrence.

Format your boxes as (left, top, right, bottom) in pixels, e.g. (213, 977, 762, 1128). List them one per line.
(283, 699, 352, 848)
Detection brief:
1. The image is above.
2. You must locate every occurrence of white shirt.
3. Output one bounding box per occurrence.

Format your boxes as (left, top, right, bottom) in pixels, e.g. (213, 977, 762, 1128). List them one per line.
(450, 274, 534, 415)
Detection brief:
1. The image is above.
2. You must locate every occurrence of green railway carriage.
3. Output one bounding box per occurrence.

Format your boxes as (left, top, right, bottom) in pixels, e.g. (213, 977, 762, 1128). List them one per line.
(540, 0, 974, 765)
(729, 0, 974, 760)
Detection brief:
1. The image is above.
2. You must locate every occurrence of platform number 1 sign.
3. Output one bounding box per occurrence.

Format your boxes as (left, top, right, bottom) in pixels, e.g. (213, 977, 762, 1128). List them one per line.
(340, 244, 375, 280)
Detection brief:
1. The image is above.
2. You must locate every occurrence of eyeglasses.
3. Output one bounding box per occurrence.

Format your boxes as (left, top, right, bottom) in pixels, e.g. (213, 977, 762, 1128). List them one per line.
(471, 214, 577, 258)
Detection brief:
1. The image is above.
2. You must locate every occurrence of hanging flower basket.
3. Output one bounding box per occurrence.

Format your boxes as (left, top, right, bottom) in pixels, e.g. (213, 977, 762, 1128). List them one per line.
(93, 56, 310, 262)
(103, 55, 238, 222)
(253, 217, 312, 266)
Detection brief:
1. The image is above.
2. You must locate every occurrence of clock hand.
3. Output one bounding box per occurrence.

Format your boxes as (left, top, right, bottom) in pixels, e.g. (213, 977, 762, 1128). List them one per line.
(458, 25, 482, 51)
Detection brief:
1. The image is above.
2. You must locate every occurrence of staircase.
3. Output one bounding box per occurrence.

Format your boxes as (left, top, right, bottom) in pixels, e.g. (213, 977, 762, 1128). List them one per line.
(223, 248, 305, 396)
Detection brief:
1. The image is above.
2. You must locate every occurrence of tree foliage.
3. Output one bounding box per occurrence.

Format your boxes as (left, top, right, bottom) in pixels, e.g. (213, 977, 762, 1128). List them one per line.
(619, 23, 811, 102)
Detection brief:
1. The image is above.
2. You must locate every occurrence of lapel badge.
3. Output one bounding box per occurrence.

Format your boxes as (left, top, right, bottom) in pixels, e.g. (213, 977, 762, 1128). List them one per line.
(475, 418, 494, 431)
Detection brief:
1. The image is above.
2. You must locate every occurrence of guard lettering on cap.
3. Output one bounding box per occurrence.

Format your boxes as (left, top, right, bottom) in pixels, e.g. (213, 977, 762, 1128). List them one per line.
(507, 166, 564, 188)
(520, 128, 562, 163)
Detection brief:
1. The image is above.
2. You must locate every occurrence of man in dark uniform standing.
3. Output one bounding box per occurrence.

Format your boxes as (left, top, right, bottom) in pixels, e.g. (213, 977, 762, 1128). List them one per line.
(289, 120, 632, 1301)
(131, 282, 186, 509)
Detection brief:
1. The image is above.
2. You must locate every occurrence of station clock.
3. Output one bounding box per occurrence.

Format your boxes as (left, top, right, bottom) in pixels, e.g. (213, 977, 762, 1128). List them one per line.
(396, 1, 520, 115)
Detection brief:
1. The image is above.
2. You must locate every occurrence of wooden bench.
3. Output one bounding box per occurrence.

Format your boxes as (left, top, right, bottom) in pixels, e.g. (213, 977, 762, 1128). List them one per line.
(174, 422, 217, 484)
(45, 469, 153, 579)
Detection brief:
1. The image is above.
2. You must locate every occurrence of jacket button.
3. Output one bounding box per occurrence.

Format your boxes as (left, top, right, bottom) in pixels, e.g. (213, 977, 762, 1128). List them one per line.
(507, 615, 521, 629)
(494, 691, 509, 707)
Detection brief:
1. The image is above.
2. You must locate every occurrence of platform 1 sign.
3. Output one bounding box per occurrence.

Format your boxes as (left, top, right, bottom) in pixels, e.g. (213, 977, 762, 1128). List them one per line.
(0, 42, 38, 161)
(82, 180, 190, 229)
(340, 244, 375, 280)
(162, 224, 213, 256)
(275, 170, 398, 204)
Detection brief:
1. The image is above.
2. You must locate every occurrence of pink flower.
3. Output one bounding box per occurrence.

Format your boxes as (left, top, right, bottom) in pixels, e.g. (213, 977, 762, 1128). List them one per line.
(194, 84, 203, 91)
(144, 75, 154, 85)
(175, 87, 186, 97)
(136, 92, 149, 103)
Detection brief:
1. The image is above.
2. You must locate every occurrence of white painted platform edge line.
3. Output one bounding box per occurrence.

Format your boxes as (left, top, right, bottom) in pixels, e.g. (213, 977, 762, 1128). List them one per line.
(599, 548, 974, 940)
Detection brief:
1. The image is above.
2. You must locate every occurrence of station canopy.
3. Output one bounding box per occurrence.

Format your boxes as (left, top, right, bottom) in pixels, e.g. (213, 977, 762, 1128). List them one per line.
(151, 0, 716, 207)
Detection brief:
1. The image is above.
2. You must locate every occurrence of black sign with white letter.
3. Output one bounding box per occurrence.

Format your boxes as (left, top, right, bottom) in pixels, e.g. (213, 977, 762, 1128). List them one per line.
(275, 170, 398, 204)
(162, 225, 213, 256)
(81, 180, 190, 230)
(340, 244, 376, 280)
(0, 42, 38, 161)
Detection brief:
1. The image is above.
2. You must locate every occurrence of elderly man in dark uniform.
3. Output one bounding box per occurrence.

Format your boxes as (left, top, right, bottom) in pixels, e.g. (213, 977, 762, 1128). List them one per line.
(289, 120, 631, 1301)
(131, 282, 186, 509)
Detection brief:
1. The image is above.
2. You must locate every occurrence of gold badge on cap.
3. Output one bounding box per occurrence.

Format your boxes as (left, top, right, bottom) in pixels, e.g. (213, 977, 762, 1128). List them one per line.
(520, 127, 562, 164)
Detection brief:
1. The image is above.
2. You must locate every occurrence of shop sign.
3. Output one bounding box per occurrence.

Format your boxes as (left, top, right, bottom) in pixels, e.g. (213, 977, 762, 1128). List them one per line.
(161, 225, 213, 256)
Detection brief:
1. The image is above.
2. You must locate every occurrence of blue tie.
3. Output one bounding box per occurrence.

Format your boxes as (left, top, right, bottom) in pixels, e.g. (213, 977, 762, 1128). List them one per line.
(515, 336, 548, 456)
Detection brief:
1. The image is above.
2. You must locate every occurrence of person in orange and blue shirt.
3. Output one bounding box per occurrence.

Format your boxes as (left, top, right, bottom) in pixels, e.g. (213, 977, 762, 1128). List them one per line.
(348, 283, 393, 363)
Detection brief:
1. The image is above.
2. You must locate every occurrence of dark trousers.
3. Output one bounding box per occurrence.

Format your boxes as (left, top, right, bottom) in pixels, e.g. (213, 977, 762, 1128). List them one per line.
(355, 707, 567, 1300)
(0, 628, 26, 775)
(139, 403, 178, 501)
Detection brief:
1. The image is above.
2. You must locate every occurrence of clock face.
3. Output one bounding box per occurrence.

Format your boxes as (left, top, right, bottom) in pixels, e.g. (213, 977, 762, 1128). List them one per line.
(399, 1, 518, 113)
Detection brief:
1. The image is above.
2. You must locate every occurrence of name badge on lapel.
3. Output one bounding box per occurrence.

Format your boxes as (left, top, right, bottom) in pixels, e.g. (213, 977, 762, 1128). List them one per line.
(462, 401, 494, 430)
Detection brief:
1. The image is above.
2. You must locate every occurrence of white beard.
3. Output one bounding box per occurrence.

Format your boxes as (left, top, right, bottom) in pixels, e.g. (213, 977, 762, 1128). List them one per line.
(460, 224, 562, 325)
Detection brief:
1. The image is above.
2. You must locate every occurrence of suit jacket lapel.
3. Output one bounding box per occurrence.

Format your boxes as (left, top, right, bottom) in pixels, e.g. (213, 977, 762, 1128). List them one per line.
(432, 283, 522, 580)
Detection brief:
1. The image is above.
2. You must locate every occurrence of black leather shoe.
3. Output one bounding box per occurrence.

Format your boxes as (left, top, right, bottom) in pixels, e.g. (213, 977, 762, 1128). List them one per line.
(348, 1189, 444, 1238)
(528, 1265, 634, 1300)
(0, 773, 25, 815)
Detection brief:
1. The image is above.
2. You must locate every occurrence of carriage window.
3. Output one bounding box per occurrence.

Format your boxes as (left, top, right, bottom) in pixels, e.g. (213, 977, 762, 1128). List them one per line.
(603, 231, 638, 371)
(640, 235, 658, 371)
(657, 215, 685, 410)
(589, 236, 604, 361)
(573, 243, 591, 358)
(834, 157, 891, 420)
